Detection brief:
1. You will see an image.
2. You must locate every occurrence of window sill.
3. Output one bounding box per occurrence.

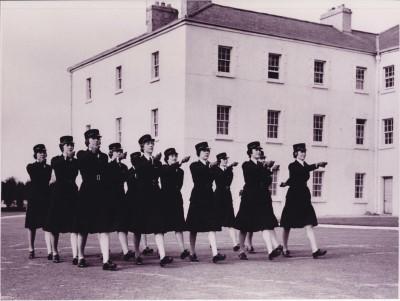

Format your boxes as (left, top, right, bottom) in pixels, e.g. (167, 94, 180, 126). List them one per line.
(266, 140, 283, 145)
(312, 198, 327, 203)
(312, 84, 329, 90)
(381, 88, 395, 95)
(115, 89, 123, 95)
(85, 99, 93, 104)
(354, 90, 369, 95)
(215, 136, 234, 141)
(379, 145, 394, 150)
(216, 72, 235, 78)
(354, 146, 369, 151)
(267, 79, 284, 85)
(272, 199, 282, 203)
(353, 200, 368, 204)
(311, 143, 328, 148)
(150, 77, 160, 83)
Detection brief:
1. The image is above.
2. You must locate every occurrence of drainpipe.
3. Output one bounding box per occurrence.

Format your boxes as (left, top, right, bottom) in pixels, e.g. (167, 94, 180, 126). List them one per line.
(373, 35, 381, 214)
(69, 71, 73, 135)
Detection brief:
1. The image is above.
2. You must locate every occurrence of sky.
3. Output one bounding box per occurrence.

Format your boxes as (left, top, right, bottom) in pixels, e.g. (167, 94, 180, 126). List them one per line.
(1, 0, 400, 182)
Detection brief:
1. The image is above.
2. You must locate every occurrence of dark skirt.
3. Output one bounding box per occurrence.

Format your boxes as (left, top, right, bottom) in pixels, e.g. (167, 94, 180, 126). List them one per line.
(161, 190, 186, 232)
(44, 182, 79, 233)
(234, 189, 278, 232)
(109, 188, 129, 233)
(280, 186, 318, 229)
(186, 188, 221, 232)
(76, 181, 115, 234)
(215, 188, 235, 227)
(25, 196, 50, 230)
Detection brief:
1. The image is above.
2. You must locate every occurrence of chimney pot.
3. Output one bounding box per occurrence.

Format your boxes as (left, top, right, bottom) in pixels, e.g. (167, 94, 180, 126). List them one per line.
(320, 4, 352, 32)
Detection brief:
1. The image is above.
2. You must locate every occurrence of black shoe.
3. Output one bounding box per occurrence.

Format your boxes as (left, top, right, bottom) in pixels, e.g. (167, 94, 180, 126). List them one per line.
(180, 249, 190, 260)
(160, 256, 174, 267)
(78, 258, 88, 268)
(212, 253, 226, 263)
(277, 245, 283, 254)
(189, 253, 199, 262)
(238, 252, 248, 260)
(312, 249, 327, 259)
(271, 247, 281, 258)
(103, 260, 117, 271)
(268, 252, 274, 260)
(47, 253, 53, 260)
(282, 250, 292, 258)
(135, 256, 144, 265)
(233, 244, 240, 252)
(142, 247, 154, 256)
(123, 250, 135, 261)
(28, 251, 35, 259)
(72, 257, 78, 265)
(52, 254, 60, 263)
(247, 246, 255, 254)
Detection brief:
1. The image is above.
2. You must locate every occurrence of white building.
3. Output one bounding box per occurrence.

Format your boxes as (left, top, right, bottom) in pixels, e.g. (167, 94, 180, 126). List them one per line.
(68, 1, 399, 217)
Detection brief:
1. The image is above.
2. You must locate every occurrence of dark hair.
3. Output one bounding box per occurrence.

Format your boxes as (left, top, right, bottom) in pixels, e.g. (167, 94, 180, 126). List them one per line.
(140, 144, 144, 153)
(293, 151, 298, 158)
(33, 153, 37, 159)
(59, 143, 74, 152)
(85, 138, 90, 147)
(247, 149, 253, 158)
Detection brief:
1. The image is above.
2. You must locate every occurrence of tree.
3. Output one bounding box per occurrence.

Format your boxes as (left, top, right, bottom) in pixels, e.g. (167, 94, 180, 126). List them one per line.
(3, 177, 17, 207)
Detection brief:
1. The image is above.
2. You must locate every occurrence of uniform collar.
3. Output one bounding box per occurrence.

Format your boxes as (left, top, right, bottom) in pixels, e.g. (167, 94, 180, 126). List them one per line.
(250, 158, 258, 165)
(296, 159, 305, 166)
(219, 165, 226, 171)
(199, 159, 208, 166)
(143, 153, 153, 160)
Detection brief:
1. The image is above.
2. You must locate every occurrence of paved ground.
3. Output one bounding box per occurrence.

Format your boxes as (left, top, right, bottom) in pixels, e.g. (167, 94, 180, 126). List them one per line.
(319, 216, 398, 227)
(1, 214, 398, 299)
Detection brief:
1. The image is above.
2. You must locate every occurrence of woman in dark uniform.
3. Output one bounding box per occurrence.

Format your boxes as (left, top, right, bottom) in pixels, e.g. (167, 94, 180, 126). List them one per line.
(212, 152, 240, 252)
(185, 142, 226, 263)
(107, 143, 134, 261)
(234, 141, 281, 261)
(45, 136, 79, 264)
(133, 134, 173, 267)
(25, 144, 52, 259)
(280, 143, 327, 259)
(160, 148, 190, 260)
(76, 129, 116, 270)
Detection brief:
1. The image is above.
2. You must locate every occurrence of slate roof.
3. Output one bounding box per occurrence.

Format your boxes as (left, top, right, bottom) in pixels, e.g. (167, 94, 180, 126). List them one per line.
(68, 3, 398, 72)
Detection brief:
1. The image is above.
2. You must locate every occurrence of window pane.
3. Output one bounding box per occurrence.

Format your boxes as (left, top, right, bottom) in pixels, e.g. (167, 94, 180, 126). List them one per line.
(217, 105, 231, 135)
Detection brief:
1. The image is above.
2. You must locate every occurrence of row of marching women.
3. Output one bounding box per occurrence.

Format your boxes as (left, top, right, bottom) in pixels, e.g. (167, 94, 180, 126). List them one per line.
(25, 128, 328, 271)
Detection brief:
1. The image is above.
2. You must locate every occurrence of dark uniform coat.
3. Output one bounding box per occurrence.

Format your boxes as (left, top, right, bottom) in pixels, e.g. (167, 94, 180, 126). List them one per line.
(160, 163, 186, 232)
(280, 160, 318, 229)
(76, 149, 113, 233)
(45, 155, 79, 233)
(234, 160, 278, 232)
(107, 160, 129, 232)
(25, 162, 52, 229)
(126, 167, 138, 232)
(133, 155, 165, 234)
(185, 161, 221, 232)
(212, 166, 235, 227)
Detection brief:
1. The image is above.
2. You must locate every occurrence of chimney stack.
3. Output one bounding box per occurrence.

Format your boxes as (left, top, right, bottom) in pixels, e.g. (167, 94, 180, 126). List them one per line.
(320, 4, 352, 33)
(146, 1, 179, 33)
(181, 0, 212, 18)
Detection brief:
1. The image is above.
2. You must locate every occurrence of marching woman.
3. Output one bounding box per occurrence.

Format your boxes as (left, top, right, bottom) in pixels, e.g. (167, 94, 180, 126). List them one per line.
(107, 143, 134, 261)
(160, 148, 191, 260)
(185, 142, 226, 263)
(76, 129, 117, 270)
(280, 143, 327, 259)
(133, 134, 173, 267)
(45, 136, 79, 264)
(25, 144, 52, 259)
(212, 152, 240, 252)
(234, 142, 281, 261)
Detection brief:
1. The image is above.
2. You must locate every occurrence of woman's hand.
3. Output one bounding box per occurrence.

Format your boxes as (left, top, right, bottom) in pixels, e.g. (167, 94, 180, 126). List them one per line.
(279, 182, 288, 188)
(229, 162, 239, 168)
(317, 162, 328, 168)
(153, 152, 162, 162)
(180, 156, 191, 164)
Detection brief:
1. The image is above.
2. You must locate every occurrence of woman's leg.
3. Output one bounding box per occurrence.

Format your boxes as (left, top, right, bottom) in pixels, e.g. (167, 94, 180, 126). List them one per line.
(305, 225, 318, 253)
(118, 232, 129, 255)
(134, 233, 141, 255)
(154, 233, 166, 259)
(175, 231, 185, 252)
(246, 232, 254, 249)
(27, 228, 36, 252)
(70, 233, 78, 259)
(143, 234, 148, 248)
(239, 230, 247, 253)
(44, 231, 52, 255)
(77, 233, 87, 259)
(261, 230, 273, 254)
(189, 231, 197, 255)
(282, 228, 291, 252)
(270, 230, 280, 249)
(50, 232, 59, 255)
(208, 231, 218, 256)
(228, 227, 238, 246)
(98, 232, 110, 263)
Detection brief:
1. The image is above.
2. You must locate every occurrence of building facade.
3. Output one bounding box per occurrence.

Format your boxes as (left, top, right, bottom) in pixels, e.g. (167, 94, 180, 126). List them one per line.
(68, 1, 399, 217)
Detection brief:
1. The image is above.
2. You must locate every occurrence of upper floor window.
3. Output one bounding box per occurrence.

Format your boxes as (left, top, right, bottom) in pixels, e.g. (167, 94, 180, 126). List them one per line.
(115, 66, 122, 91)
(312, 171, 324, 198)
(384, 65, 395, 89)
(267, 110, 280, 139)
(115, 117, 122, 143)
(216, 105, 231, 136)
(383, 118, 394, 145)
(355, 173, 365, 199)
(151, 109, 159, 137)
(268, 53, 281, 80)
(314, 60, 326, 85)
(313, 114, 325, 142)
(152, 51, 159, 79)
(86, 78, 92, 100)
(356, 119, 366, 145)
(356, 67, 366, 90)
(218, 46, 232, 73)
